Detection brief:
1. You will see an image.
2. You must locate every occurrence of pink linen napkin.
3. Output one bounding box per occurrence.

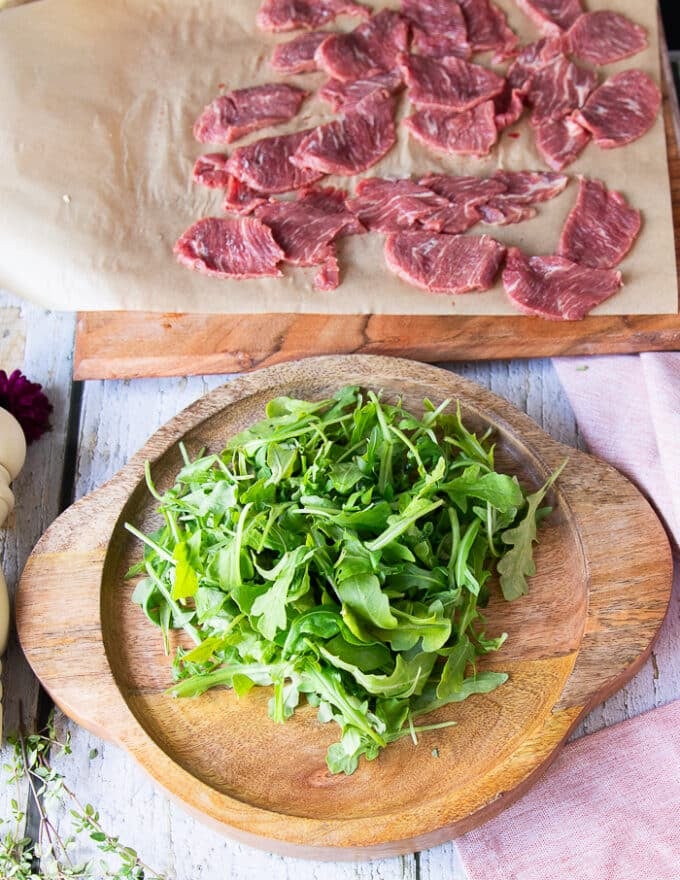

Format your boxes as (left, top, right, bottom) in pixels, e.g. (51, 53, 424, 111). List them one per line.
(456, 352, 680, 880)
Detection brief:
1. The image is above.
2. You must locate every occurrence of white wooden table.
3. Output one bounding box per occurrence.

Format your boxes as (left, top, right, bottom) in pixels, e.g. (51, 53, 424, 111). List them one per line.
(1, 290, 678, 879)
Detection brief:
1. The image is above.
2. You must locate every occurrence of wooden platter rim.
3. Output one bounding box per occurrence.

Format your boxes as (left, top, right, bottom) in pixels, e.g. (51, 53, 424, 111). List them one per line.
(16, 355, 674, 858)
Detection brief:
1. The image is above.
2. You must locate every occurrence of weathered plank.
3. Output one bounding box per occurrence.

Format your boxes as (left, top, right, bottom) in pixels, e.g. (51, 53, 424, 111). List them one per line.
(0, 293, 76, 840)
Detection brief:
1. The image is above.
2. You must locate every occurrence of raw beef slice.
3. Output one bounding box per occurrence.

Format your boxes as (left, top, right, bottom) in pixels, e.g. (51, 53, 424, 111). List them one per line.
(193, 84, 307, 144)
(502, 247, 622, 320)
(318, 71, 403, 111)
(223, 177, 268, 215)
(226, 129, 324, 193)
(401, 0, 471, 59)
(420, 174, 506, 225)
(347, 177, 478, 234)
(514, 0, 582, 36)
(567, 11, 647, 65)
(174, 217, 284, 279)
(404, 101, 498, 156)
(478, 170, 569, 224)
(400, 53, 505, 112)
(315, 10, 409, 82)
(494, 82, 525, 131)
(527, 55, 597, 124)
(193, 154, 231, 189)
(534, 116, 590, 170)
(270, 31, 329, 73)
(385, 231, 506, 294)
(557, 177, 641, 269)
(255, 186, 363, 289)
(256, 0, 369, 32)
(573, 70, 661, 149)
(458, 0, 518, 58)
(507, 37, 565, 96)
(291, 90, 396, 175)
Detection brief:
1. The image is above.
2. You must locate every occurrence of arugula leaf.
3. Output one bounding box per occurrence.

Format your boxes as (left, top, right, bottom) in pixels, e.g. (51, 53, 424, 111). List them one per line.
(497, 461, 566, 601)
(127, 388, 561, 776)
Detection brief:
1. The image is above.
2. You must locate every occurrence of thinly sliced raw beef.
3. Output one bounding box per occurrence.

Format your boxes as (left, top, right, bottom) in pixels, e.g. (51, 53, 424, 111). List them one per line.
(527, 55, 597, 124)
(458, 0, 518, 58)
(566, 11, 647, 65)
(347, 178, 477, 233)
(479, 171, 569, 224)
(573, 70, 661, 149)
(404, 101, 498, 156)
(513, 0, 582, 36)
(385, 231, 506, 293)
(502, 247, 621, 320)
(401, 0, 471, 59)
(493, 82, 525, 131)
(534, 116, 590, 170)
(223, 177, 268, 215)
(256, 0, 369, 32)
(193, 84, 307, 144)
(315, 10, 409, 82)
(270, 31, 329, 73)
(291, 91, 396, 174)
(192, 156, 269, 216)
(507, 37, 564, 95)
(226, 130, 324, 193)
(400, 54, 505, 112)
(174, 217, 284, 279)
(420, 174, 507, 225)
(318, 71, 402, 111)
(557, 177, 641, 269)
(255, 186, 363, 289)
(193, 154, 231, 189)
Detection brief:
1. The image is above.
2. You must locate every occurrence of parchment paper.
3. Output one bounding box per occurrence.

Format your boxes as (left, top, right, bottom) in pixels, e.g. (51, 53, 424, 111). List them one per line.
(0, 0, 675, 315)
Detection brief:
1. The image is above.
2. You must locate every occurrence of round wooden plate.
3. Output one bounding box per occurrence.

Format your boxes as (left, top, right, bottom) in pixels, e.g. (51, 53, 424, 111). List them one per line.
(16, 355, 673, 860)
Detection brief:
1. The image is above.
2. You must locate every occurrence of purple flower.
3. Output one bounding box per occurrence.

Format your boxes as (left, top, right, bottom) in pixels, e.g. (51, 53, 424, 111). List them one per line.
(0, 369, 53, 445)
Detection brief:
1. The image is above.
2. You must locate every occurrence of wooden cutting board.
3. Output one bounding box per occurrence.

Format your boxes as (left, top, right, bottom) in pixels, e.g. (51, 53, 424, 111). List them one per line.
(72, 51, 680, 381)
(16, 356, 673, 859)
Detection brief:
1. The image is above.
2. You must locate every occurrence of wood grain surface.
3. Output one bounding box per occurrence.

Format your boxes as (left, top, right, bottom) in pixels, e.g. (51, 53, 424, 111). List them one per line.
(15, 356, 673, 859)
(72, 66, 680, 381)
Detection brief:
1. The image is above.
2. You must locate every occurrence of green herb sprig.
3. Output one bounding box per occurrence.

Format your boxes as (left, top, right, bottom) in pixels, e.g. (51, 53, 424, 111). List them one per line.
(126, 387, 562, 775)
(0, 713, 167, 879)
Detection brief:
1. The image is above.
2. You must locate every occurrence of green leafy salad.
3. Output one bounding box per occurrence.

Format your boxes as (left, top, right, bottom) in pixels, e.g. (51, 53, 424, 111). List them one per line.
(125, 386, 562, 775)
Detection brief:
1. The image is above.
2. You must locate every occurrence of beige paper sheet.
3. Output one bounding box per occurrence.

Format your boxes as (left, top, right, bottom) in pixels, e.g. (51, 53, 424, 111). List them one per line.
(0, 0, 675, 315)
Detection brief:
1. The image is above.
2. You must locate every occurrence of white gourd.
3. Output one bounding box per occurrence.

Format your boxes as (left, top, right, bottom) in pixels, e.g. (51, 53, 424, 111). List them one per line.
(0, 407, 27, 734)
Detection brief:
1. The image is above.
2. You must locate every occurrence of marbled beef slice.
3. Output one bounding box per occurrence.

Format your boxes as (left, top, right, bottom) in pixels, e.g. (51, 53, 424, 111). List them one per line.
(566, 11, 647, 65)
(400, 53, 505, 112)
(193, 84, 307, 144)
(573, 70, 661, 149)
(401, 0, 471, 59)
(291, 90, 396, 175)
(347, 177, 478, 234)
(557, 177, 641, 268)
(256, 0, 369, 33)
(404, 101, 498, 156)
(384, 231, 506, 294)
(534, 116, 590, 170)
(318, 71, 403, 111)
(255, 187, 362, 290)
(174, 217, 284, 279)
(527, 55, 597, 125)
(270, 31, 329, 74)
(478, 170, 569, 224)
(193, 153, 231, 189)
(514, 0, 583, 36)
(315, 9, 409, 82)
(502, 247, 622, 320)
(226, 129, 324, 193)
(458, 0, 518, 58)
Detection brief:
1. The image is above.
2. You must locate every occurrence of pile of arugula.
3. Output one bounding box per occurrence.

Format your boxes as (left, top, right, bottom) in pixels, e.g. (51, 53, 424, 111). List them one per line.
(126, 386, 561, 774)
